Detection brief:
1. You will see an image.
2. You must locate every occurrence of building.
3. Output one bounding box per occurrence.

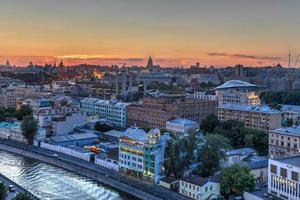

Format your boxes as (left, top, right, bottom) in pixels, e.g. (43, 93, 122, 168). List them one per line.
(186, 92, 217, 101)
(51, 113, 86, 136)
(49, 132, 99, 146)
(281, 104, 300, 125)
(159, 177, 179, 191)
(268, 156, 300, 200)
(217, 104, 282, 131)
(81, 98, 130, 128)
(127, 97, 217, 129)
(0, 89, 16, 109)
(90, 84, 116, 99)
(166, 118, 199, 134)
(0, 121, 46, 142)
(269, 126, 300, 158)
(215, 80, 261, 106)
(179, 175, 220, 200)
(118, 127, 169, 183)
(223, 148, 257, 168)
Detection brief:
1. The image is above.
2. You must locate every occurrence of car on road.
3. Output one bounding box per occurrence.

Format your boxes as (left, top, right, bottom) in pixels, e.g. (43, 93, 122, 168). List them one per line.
(8, 185, 16, 192)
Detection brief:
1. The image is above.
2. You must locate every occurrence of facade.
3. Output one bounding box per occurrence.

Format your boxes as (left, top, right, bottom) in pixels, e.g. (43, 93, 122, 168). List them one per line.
(166, 118, 199, 134)
(127, 97, 217, 129)
(223, 148, 257, 168)
(179, 176, 220, 200)
(118, 127, 169, 183)
(0, 90, 16, 109)
(81, 98, 130, 128)
(269, 126, 300, 158)
(281, 104, 300, 125)
(217, 104, 282, 131)
(268, 156, 300, 200)
(51, 113, 86, 136)
(215, 80, 260, 106)
(90, 84, 116, 99)
(186, 92, 217, 101)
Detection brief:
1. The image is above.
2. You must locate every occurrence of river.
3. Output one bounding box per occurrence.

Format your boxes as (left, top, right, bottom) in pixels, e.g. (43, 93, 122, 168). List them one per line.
(0, 150, 136, 200)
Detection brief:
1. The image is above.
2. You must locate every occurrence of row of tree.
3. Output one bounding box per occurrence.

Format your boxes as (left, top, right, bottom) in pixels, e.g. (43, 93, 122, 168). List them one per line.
(0, 105, 33, 122)
(260, 90, 300, 105)
(201, 115, 268, 155)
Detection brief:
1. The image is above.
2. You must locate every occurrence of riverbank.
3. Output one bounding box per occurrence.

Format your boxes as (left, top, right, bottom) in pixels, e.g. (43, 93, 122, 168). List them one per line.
(0, 140, 188, 200)
(0, 172, 39, 200)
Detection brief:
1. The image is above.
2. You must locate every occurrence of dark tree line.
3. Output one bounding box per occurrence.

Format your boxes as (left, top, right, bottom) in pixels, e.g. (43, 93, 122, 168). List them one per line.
(201, 115, 268, 155)
(260, 90, 300, 105)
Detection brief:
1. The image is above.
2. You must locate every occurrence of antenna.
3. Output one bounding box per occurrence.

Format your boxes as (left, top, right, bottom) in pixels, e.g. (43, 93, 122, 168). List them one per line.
(295, 55, 300, 68)
(289, 51, 291, 68)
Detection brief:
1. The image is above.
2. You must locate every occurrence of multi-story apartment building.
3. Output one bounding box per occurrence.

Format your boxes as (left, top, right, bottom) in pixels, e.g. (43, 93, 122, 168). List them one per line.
(269, 126, 300, 158)
(81, 98, 130, 128)
(268, 156, 300, 200)
(0, 89, 16, 109)
(217, 104, 282, 132)
(215, 80, 261, 106)
(118, 127, 169, 183)
(127, 97, 217, 129)
(90, 84, 116, 100)
(179, 176, 220, 200)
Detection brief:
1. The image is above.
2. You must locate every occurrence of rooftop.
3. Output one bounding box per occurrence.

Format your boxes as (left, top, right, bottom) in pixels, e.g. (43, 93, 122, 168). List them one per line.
(271, 126, 300, 137)
(0, 121, 20, 129)
(281, 104, 300, 113)
(50, 132, 99, 143)
(214, 80, 259, 90)
(180, 175, 218, 187)
(81, 98, 130, 108)
(167, 118, 199, 126)
(218, 103, 282, 114)
(225, 148, 257, 156)
(273, 155, 300, 168)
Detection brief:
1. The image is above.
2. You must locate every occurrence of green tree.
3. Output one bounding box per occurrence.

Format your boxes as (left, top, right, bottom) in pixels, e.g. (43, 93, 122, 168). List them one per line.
(220, 164, 254, 195)
(13, 193, 32, 200)
(194, 134, 231, 177)
(201, 114, 220, 133)
(16, 105, 33, 120)
(94, 122, 113, 132)
(0, 182, 7, 200)
(286, 118, 294, 127)
(268, 102, 282, 111)
(21, 115, 38, 144)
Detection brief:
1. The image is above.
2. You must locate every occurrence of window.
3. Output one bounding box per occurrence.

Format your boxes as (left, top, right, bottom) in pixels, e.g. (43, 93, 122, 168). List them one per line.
(292, 171, 299, 181)
(270, 164, 277, 174)
(280, 168, 287, 178)
(210, 186, 213, 190)
(205, 187, 208, 192)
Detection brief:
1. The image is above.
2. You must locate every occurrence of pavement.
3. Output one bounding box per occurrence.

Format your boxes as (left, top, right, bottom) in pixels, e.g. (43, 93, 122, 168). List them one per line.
(0, 140, 189, 200)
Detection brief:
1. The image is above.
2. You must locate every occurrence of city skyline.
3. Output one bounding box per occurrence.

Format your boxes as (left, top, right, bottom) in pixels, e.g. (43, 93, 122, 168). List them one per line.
(1, 0, 300, 67)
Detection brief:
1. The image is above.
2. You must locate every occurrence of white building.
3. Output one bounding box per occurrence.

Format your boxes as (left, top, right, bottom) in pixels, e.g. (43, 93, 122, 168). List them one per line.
(51, 113, 86, 136)
(268, 156, 300, 200)
(166, 118, 199, 134)
(119, 127, 169, 183)
(215, 80, 261, 106)
(281, 104, 300, 125)
(179, 176, 220, 200)
(81, 98, 130, 128)
(186, 92, 217, 101)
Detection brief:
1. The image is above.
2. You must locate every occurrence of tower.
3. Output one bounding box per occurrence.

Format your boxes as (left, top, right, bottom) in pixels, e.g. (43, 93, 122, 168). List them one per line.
(146, 56, 153, 68)
(5, 60, 10, 66)
(289, 51, 291, 68)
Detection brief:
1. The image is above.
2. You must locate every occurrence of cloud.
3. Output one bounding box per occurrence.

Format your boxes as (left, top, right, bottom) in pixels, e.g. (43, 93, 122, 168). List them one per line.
(207, 52, 281, 61)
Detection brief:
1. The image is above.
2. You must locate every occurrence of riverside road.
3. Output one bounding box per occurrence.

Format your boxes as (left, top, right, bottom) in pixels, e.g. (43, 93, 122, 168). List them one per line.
(0, 140, 189, 200)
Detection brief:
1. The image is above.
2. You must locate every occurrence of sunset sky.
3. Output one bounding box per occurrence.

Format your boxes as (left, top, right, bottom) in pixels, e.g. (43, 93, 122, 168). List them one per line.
(1, 0, 300, 67)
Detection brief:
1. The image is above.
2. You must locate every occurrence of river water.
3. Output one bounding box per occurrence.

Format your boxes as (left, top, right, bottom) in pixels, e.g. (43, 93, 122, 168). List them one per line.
(0, 150, 135, 200)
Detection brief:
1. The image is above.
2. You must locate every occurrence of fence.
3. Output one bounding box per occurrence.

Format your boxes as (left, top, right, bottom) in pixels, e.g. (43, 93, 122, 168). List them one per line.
(95, 158, 119, 171)
(40, 142, 91, 161)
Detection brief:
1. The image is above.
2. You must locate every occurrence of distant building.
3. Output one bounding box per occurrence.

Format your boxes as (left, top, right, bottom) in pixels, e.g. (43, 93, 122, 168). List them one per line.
(281, 104, 300, 125)
(81, 98, 130, 128)
(268, 156, 300, 199)
(166, 118, 199, 134)
(90, 84, 116, 99)
(223, 148, 257, 168)
(0, 89, 16, 109)
(269, 126, 300, 158)
(179, 175, 220, 200)
(49, 132, 99, 146)
(186, 92, 217, 101)
(127, 96, 217, 129)
(118, 127, 169, 183)
(215, 80, 261, 106)
(217, 104, 282, 132)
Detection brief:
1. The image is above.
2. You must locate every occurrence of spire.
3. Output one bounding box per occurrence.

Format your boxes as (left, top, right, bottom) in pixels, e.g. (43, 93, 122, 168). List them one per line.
(5, 59, 10, 66)
(59, 60, 64, 68)
(146, 56, 153, 68)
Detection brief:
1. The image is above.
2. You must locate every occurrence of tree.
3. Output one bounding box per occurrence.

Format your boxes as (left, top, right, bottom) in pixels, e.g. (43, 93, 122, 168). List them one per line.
(0, 182, 7, 200)
(201, 114, 220, 133)
(220, 164, 254, 195)
(94, 122, 113, 132)
(268, 102, 282, 111)
(194, 134, 231, 177)
(286, 118, 294, 127)
(21, 115, 38, 144)
(13, 193, 32, 200)
(16, 105, 32, 120)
